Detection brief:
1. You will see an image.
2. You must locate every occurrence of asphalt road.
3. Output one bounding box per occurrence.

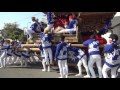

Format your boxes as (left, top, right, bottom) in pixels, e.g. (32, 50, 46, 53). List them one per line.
(0, 62, 120, 78)
(0, 62, 80, 78)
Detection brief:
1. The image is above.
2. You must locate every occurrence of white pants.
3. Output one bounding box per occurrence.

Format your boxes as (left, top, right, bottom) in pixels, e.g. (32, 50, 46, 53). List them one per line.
(43, 48, 53, 65)
(6, 56, 13, 65)
(0, 52, 12, 67)
(42, 58, 46, 70)
(25, 28, 35, 39)
(58, 60, 68, 78)
(56, 29, 76, 34)
(42, 58, 50, 71)
(29, 54, 36, 63)
(77, 55, 90, 76)
(0, 52, 6, 67)
(12, 54, 22, 65)
(88, 55, 102, 78)
(102, 64, 119, 78)
(21, 56, 28, 66)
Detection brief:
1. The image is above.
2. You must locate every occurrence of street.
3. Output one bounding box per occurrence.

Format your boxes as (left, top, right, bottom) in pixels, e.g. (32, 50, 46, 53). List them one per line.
(0, 62, 80, 78)
(0, 62, 120, 78)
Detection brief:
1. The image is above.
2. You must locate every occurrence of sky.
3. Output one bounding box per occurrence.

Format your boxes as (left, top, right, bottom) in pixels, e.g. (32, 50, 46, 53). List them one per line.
(0, 12, 120, 30)
(0, 12, 46, 30)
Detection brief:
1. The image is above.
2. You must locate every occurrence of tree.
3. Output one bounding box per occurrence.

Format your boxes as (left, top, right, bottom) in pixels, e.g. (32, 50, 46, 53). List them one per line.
(2, 23, 27, 43)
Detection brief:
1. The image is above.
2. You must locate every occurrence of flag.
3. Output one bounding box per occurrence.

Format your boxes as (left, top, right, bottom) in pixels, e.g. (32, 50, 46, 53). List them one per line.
(100, 20, 112, 35)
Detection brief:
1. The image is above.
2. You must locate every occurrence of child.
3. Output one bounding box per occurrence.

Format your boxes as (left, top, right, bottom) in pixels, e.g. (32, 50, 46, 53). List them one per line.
(102, 34, 120, 78)
(39, 29, 53, 72)
(83, 34, 102, 78)
(55, 35, 68, 78)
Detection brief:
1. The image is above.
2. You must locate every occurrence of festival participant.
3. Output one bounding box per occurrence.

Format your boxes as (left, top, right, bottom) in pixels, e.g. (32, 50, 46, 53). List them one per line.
(102, 34, 120, 78)
(39, 29, 53, 72)
(83, 34, 102, 78)
(55, 35, 68, 78)
(25, 17, 42, 40)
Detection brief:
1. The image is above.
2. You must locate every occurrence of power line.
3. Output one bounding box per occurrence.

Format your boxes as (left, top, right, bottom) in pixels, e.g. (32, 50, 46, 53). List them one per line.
(16, 12, 42, 24)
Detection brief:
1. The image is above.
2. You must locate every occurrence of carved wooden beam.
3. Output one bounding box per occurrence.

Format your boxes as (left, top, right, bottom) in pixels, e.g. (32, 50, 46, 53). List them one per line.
(21, 44, 39, 48)
(71, 44, 106, 48)
(18, 48, 40, 52)
(21, 44, 106, 48)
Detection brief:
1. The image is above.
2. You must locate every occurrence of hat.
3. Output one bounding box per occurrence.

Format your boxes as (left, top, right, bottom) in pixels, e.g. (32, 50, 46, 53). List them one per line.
(109, 34, 118, 42)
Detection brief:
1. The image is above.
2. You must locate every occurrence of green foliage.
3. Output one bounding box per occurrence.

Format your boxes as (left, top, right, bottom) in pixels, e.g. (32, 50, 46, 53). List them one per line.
(2, 23, 27, 43)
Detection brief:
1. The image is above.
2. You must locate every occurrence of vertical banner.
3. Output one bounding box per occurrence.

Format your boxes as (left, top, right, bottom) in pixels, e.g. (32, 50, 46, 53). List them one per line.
(67, 46, 79, 64)
(100, 20, 112, 35)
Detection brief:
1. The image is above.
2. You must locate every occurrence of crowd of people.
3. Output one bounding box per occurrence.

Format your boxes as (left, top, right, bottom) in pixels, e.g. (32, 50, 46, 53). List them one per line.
(38, 32, 120, 78)
(0, 12, 120, 78)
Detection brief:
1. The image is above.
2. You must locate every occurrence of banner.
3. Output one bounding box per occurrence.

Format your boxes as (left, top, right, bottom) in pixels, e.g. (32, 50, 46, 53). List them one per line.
(67, 46, 80, 64)
(100, 20, 112, 35)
